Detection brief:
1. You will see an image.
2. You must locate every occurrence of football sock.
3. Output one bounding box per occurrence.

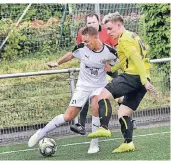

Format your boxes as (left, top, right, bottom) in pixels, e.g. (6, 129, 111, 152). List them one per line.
(119, 116, 133, 143)
(91, 116, 100, 144)
(40, 114, 65, 138)
(98, 99, 112, 130)
(79, 101, 89, 127)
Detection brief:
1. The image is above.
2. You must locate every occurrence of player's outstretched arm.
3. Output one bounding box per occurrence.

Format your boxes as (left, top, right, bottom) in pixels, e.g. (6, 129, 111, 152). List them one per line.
(47, 52, 73, 68)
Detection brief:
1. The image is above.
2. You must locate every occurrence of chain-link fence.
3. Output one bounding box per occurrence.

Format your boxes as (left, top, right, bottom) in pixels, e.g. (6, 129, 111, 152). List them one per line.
(0, 4, 73, 61)
(0, 4, 143, 61)
(70, 4, 141, 37)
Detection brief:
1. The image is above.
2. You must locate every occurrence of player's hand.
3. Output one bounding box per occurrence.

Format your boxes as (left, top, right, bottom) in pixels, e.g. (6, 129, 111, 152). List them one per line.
(105, 61, 112, 72)
(144, 80, 156, 95)
(47, 62, 59, 68)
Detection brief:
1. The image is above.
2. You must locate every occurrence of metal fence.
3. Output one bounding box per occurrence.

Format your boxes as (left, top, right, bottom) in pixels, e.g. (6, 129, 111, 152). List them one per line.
(0, 61, 170, 144)
(0, 4, 143, 60)
(71, 4, 141, 37)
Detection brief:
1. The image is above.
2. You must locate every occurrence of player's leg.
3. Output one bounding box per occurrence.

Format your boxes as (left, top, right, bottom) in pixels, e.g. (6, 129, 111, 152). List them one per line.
(112, 104, 135, 153)
(70, 101, 89, 135)
(69, 89, 91, 135)
(88, 74, 141, 138)
(70, 88, 94, 135)
(28, 88, 87, 148)
(87, 95, 100, 154)
(39, 106, 80, 137)
(88, 76, 126, 138)
(80, 101, 89, 127)
(28, 106, 80, 147)
(88, 88, 113, 138)
(117, 96, 137, 130)
(113, 86, 147, 153)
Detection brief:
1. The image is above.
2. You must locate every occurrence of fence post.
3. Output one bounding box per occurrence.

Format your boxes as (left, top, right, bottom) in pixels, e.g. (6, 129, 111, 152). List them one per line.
(69, 71, 78, 124)
(59, 4, 68, 48)
(95, 4, 100, 20)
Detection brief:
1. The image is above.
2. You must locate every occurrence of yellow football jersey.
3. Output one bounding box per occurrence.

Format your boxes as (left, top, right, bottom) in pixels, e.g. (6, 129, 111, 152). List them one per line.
(111, 30, 150, 85)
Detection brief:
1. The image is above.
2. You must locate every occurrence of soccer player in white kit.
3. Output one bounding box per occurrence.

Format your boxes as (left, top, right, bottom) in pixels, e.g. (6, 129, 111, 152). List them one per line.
(28, 26, 117, 152)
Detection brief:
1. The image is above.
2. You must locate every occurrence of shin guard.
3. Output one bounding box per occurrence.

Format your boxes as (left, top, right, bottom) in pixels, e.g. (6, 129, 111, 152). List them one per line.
(119, 116, 133, 143)
(98, 99, 112, 129)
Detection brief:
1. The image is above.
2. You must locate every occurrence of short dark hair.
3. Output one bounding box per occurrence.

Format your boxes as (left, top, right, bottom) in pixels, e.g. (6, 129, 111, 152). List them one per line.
(81, 26, 98, 36)
(85, 13, 99, 23)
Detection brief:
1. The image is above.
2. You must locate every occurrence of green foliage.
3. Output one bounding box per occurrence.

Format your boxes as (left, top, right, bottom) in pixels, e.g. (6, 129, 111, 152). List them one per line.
(0, 4, 64, 21)
(0, 4, 74, 61)
(0, 4, 26, 20)
(138, 4, 170, 75)
(3, 29, 27, 61)
(0, 19, 27, 61)
(21, 23, 60, 55)
(124, 17, 140, 33)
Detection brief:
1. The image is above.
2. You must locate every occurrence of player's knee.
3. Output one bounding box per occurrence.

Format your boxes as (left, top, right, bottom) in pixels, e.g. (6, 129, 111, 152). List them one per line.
(64, 113, 77, 121)
(118, 105, 133, 119)
(64, 107, 79, 121)
(98, 88, 113, 101)
(98, 89, 107, 99)
(64, 114, 72, 121)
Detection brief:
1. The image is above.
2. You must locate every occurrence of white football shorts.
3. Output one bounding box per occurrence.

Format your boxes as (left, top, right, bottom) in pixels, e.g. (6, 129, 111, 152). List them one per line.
(69, 87, 103, 108)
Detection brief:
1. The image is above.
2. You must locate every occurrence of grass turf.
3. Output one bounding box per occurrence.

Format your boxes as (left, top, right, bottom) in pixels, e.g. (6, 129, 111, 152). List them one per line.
(0, 125, 170, 160)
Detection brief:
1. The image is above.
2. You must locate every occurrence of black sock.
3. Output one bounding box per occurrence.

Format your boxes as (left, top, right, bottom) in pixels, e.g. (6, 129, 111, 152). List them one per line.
(79, 101, 89, 127)
(98, 99, 112, 129)
(119, 116, 133, 143)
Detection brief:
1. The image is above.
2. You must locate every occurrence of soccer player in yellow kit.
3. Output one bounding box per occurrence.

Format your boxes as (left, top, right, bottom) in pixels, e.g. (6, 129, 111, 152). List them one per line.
(88, 12, 156, 153)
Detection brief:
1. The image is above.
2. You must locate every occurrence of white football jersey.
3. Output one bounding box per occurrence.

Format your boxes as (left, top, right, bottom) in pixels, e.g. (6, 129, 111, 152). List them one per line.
(72, 43, 117, 90)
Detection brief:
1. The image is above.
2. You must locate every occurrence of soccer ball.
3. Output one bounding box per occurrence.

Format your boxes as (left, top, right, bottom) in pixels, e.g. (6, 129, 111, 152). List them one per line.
(38, 138, 57, 157)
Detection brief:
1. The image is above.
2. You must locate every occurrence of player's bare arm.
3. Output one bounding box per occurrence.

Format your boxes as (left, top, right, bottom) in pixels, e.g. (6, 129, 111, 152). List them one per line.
(47, 52, 73, 68)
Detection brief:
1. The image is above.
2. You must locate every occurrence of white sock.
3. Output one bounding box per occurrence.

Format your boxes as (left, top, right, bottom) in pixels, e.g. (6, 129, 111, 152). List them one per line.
(91, 116, 100, 145)
(39, 114, 65, 138)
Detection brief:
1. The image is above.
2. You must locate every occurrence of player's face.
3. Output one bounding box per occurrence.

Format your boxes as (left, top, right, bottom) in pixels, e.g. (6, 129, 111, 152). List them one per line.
(82, 34, 97, 50)
(86, 16, 99, 31)
(104, 21, 121, 39)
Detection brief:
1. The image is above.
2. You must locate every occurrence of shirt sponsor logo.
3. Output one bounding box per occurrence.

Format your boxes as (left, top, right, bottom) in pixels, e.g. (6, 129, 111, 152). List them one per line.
(85, 65, 100, 76)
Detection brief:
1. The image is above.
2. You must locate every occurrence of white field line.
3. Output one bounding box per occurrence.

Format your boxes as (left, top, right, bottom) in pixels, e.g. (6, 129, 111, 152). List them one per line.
(0, 131, 170, 155)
